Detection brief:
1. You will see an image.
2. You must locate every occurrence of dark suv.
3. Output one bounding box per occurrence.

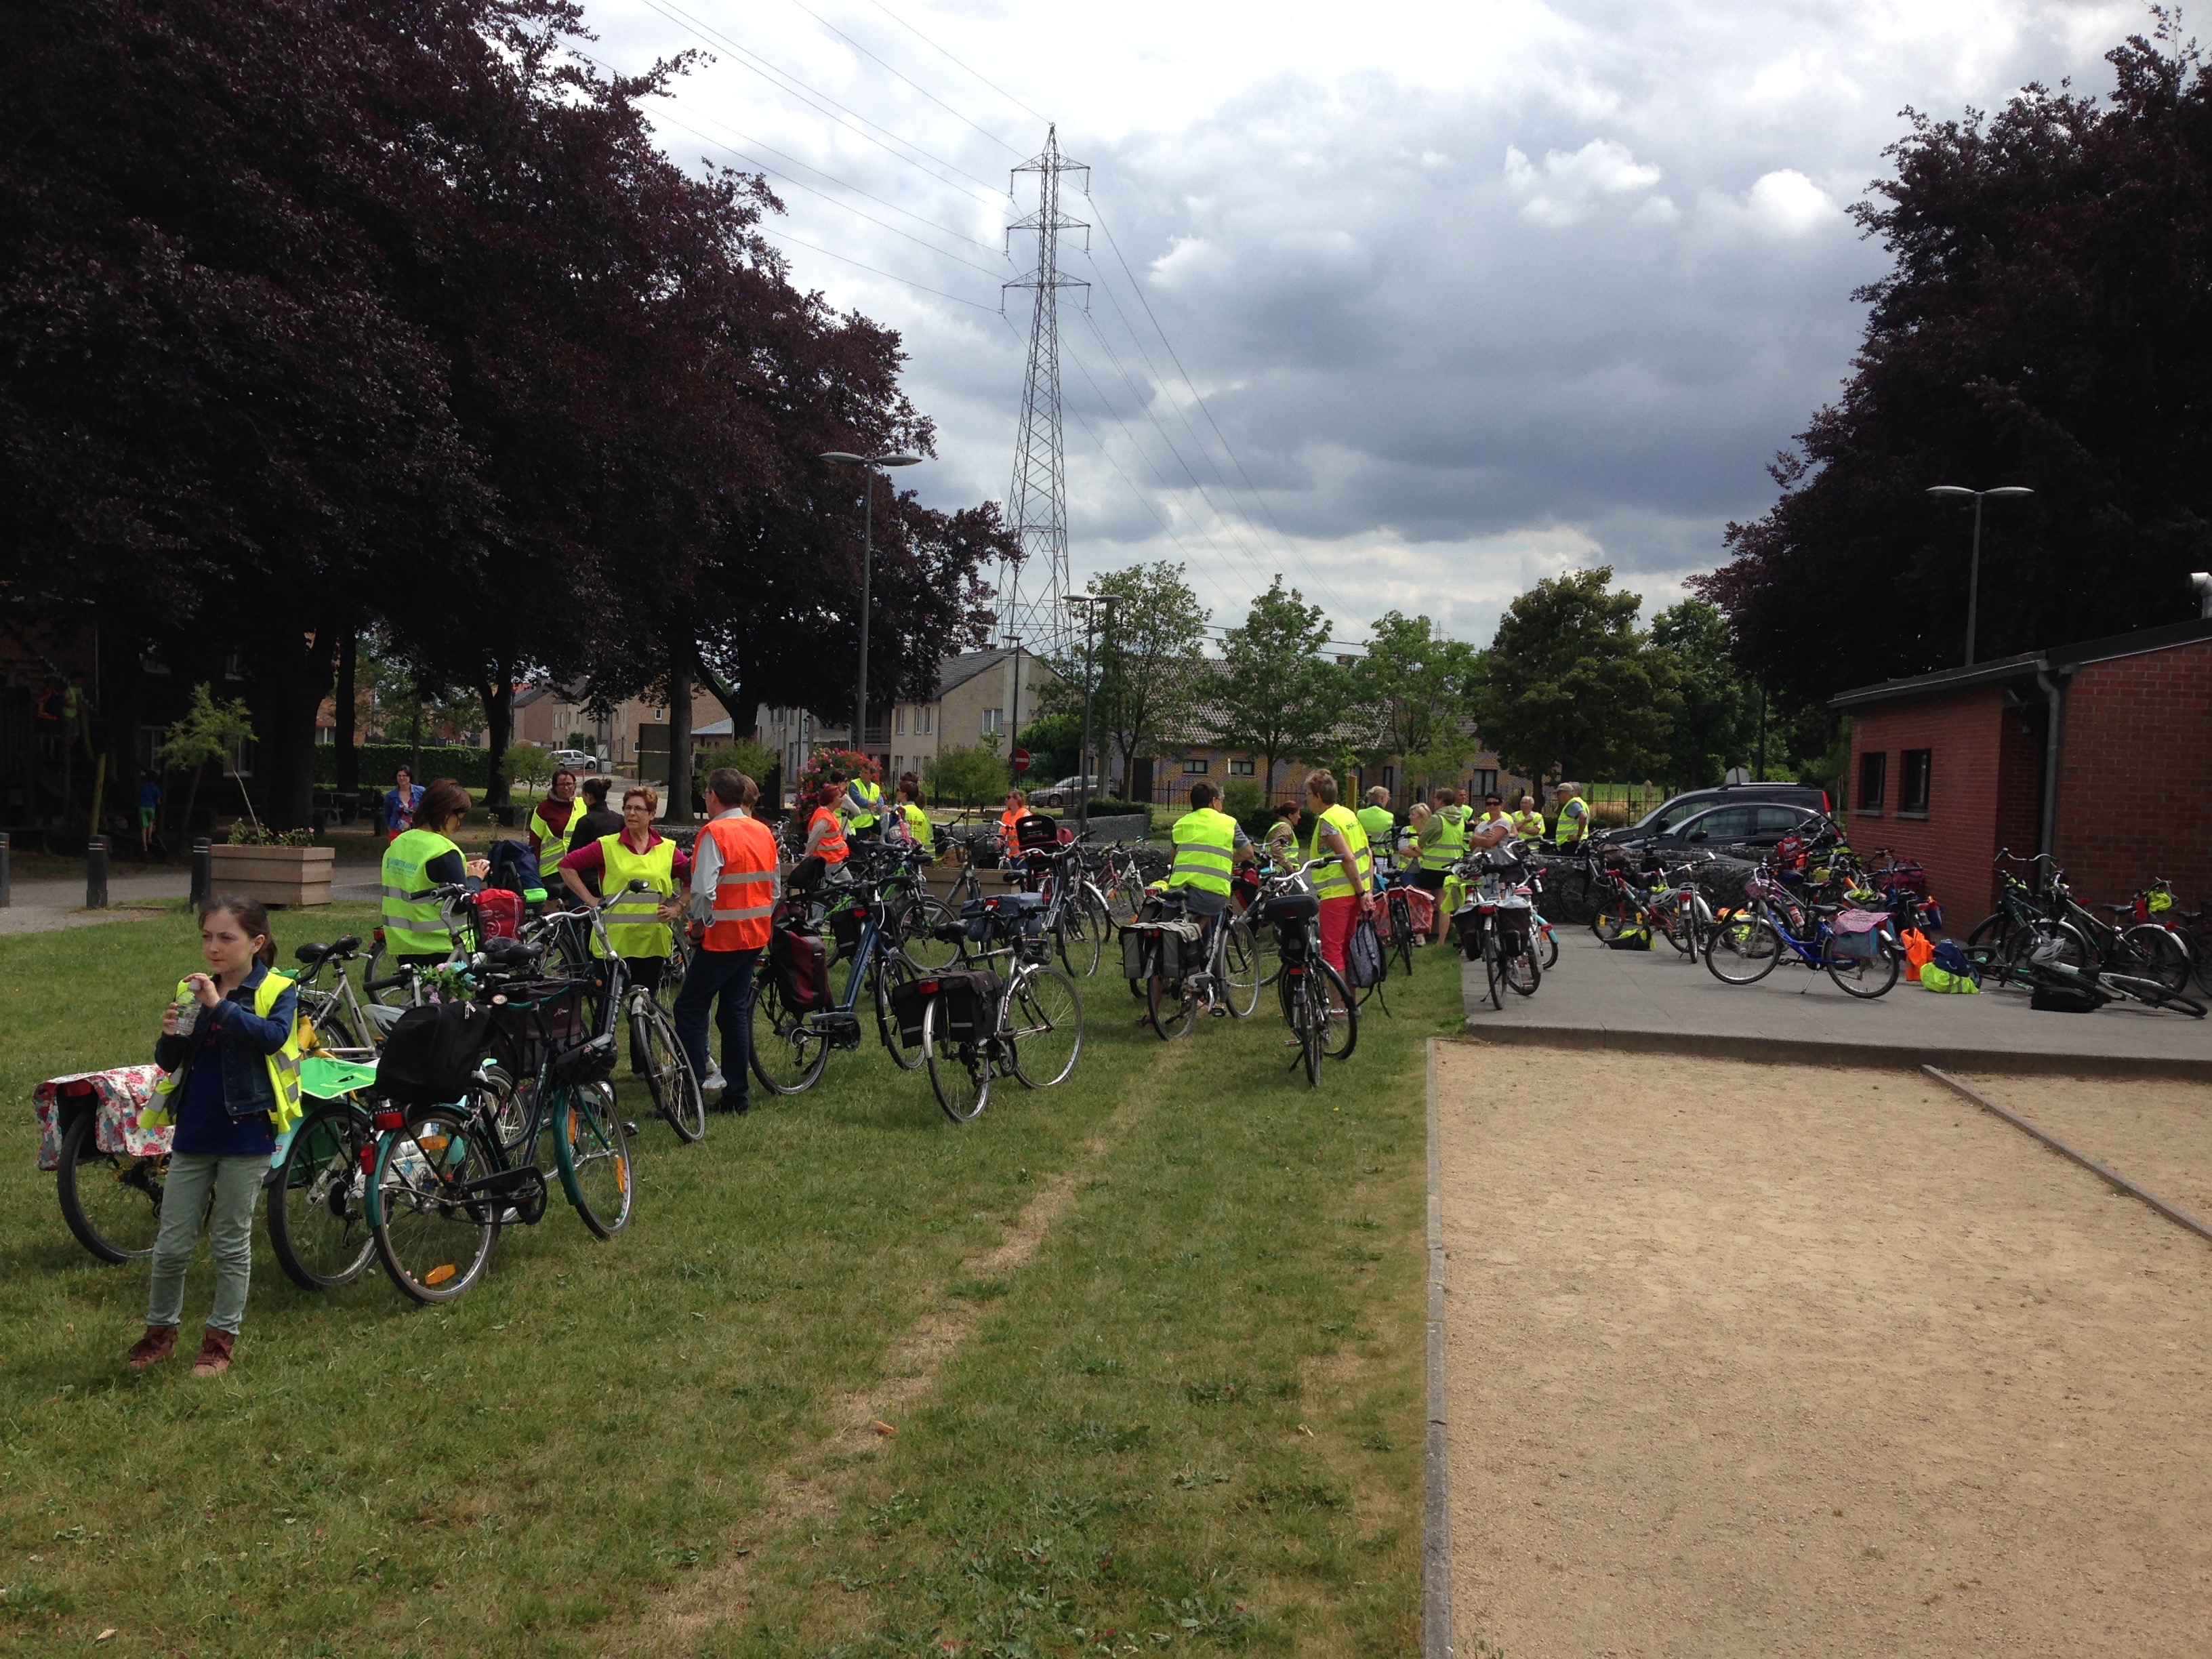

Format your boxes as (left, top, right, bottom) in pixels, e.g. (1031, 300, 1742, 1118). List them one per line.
(1589, 783, 1832, 855)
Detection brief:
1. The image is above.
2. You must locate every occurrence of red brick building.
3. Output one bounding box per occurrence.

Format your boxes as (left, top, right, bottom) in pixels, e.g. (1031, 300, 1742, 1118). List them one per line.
(1830, 617, 2212, 925)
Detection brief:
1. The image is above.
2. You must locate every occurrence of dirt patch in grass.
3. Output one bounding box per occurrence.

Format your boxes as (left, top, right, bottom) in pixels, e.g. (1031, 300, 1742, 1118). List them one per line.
(1437, 1042, 2212, 1658)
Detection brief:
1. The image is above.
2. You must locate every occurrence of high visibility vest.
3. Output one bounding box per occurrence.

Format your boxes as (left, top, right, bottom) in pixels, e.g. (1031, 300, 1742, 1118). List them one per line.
(527, 798, 577, 879)
(1420, 805, 1469, 872)
(596, 833, 677, 960)
(848, 778, 882, 831)
(701, 814, 779, 951)
(1512, 809, 1546, 838)
(1356, 804, 1395, 847)
(147, 970, 305, 1138)
(1000, 808, 1025, 839)
(1555, 796, 1590, 846)
(900, 802, 930, 846)
(809, 806, 848, 864)
(382, 827, 464, 956)
(1311, 803, 1374, 901)
(1168, 806, 1240, 896)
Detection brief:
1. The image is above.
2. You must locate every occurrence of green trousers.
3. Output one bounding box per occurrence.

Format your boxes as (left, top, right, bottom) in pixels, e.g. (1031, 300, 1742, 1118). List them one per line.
(146, 1153, 262, 1335)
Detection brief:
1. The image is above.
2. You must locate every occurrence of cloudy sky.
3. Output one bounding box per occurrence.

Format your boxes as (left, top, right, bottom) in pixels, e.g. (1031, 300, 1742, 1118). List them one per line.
(589, 0, 2146, 651)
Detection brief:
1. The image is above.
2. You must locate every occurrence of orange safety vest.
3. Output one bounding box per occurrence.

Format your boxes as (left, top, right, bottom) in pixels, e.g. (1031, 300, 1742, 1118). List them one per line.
(1000, 808, 1025, 838)
(701, 815, 779, 952)
(808, 805, 848, 865)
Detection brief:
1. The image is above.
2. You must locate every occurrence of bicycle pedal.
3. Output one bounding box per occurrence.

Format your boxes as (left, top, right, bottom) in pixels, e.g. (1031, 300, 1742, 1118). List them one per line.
(623, 1122, 640, 1137)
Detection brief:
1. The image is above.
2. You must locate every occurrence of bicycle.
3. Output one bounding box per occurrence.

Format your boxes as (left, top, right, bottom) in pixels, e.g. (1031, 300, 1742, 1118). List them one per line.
(1965, 850, 2190, 993)
(1454, 861, 1544, 1009)
(750, 867, 927, 1096)
(1705, 865, 1900, 998)
(287, 933, 397, 1051)
(548, 880, 706, 1144)
(1250, 859, 1358, 1086)
(897, 890, 1086, 1121)
(1972, 930, 2208, 1017)
(1129, 888, 1262, 1038)
(264, 1052, 384, 1292)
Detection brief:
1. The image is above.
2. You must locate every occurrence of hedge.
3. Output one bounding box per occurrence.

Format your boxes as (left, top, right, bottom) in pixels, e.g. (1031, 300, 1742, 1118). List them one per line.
(312, 742, 492, 789)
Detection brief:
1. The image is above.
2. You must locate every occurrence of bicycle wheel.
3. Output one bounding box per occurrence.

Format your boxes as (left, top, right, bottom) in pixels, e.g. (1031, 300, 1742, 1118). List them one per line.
(56, 1113, 167, 1264)
(1485, 926, 1507, 1011)
(1660, 899, 1697, 958)
(1824, 938, 1901, 999)
(1218, 914, 1262, 1017)
(1317, 960, 1359, 1061)
(872, 951, 924, 1071)
(2103, 975, 2209, 1018)
(1387, 895, 1415, 978)
(1106, 870, 1144, 927)
(1147, 966, 1198, 1039)
(370, 1105, 498, 1305)
(1501, 938, 1542, 997)
(1705, 909, 1782, 985)
(922, 996, 992, 1122)
(1290, 973, 1324, 1086)
(1592, 899, 1636, 943)
(1536, 916, 1560, 970)
(1055, 903, 1104, 979)
(2121, 924, 2192, 994)
(748, 973, 829, 1096)
(1006, 964, 1085, 1088)
(897, 895, 962, 972)
(268, 1103, 376, 1290)
(2191, 927, 2212, 998)
(555, 1080, 633, 1238)
(632, 1001, 705, 1143)
(1250, 912, 1282, 988)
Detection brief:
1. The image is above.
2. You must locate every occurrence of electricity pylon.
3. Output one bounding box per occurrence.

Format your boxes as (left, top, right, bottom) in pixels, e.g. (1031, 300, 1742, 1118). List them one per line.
(1000, 125, 1088, 658)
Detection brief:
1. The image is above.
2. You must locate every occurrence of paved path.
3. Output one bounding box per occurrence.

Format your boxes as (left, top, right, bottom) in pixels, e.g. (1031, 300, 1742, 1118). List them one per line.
(1462, 928, 2212, 1077)
(0, 873, 189, 936)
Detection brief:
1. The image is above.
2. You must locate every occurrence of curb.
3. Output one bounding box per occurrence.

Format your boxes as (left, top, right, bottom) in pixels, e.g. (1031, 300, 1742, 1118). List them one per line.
(1457, 1020, 2212, 1082)
(1423, 1037, 1453, 1659)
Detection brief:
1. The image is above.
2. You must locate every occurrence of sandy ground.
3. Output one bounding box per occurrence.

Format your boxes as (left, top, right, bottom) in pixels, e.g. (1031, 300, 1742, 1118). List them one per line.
(1437, 1043, 2212, 1659)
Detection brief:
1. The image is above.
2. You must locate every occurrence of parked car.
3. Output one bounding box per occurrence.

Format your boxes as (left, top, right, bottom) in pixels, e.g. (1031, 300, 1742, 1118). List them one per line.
(1589, 783, 1830, 853)
(548, 748, 600, 773)
(1615, 800, 1830, 859)
(1033, 775, 1101, 808)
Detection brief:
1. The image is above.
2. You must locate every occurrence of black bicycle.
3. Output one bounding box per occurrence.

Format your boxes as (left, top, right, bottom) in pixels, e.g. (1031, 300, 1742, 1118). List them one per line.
(1250, 860, 1358, 1086)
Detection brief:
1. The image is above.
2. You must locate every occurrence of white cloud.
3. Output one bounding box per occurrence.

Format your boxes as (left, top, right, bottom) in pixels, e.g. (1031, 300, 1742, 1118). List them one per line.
(1504, 138, 1664, 226)
(1747, 168, 1843, 234)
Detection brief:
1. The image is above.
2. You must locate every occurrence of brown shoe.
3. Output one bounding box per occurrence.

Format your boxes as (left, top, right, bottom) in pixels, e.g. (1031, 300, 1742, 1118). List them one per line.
(125, 1325, 178, 1369)
(191, 1328, 236, 1376)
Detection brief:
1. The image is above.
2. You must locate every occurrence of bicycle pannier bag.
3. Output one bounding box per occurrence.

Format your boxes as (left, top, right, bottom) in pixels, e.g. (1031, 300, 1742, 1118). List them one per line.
(2029, 981, 2100, 1013)
(771, 925, 830, 1012)
(898, 968, 1000, 1043)
(469, 887, 524, 941)
(1829, 908, 1887, 962)
(375, 1002, 497, 1107)
(1345, 916, 1387, 988)
(1494, 899, 1533, 951)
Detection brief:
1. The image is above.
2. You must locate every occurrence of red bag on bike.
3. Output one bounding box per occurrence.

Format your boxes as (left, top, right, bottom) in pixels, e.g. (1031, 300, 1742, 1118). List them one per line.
(771, 925, 830, 1012)
(468, 887, 523, 941)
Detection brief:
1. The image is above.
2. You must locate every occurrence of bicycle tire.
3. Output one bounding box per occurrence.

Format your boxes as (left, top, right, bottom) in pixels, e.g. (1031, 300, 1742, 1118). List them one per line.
(898, 895, 963, 972)
(1251, 913, 1282, 988)
(748, 973, 829, 1096)
(1219, 914, 1263, 1017)
(2190, 928, 2212, 998)
(1147, 969, 1197, 1040)
(873, 951, 924, 1071)
(555, 1080, 633, 1238)
(2097, 973, 2209, 1018)
(922, 996, 991, 1122)
(360, 940, 414, 1007)
(1502, 939, 1541, 997)
(1824, 939, 1901, 999)
(1705, 909, 1782, 985)
(369, 1105, 499, 1305)
(1294, 973, 1324, 1087)
(1537, 917, 1559, 970)
(1106, 871, 1144, 928)
(2121, 924, 2192, 994)
(1592, 900, 1634, 943)
(268, 1102, 376, 1290)
(56, 1112, 167, 1264)
(1661, 898, 1697, 958)
(1388, 893, 1415, 978)
(1055, 908, 1103, 979)
(1006, 964, 1085, 1088)
(1318, 959, 1359, 1061)
(632, 1002, 705, 1143)
(1485, 925, 1506, 1011)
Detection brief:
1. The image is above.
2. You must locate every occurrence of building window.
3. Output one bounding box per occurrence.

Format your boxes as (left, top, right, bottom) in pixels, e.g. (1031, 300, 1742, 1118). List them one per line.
(1182, 757, 1209, 775)
(1472, 768, 1498, 800)
(1900, 749, 1931, 815)
(981, 708, 1003, 736)
(922, 705, 934, 735)
(895, 706, 906, 735)
(1229, 758, 1255, 776)
(1858, 751, 1887, 812)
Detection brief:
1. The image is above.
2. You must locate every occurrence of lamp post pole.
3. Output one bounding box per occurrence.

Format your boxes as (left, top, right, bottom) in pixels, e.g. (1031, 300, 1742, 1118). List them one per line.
(1927, 485, 2034, 666)
(821, 451, 922, 763)
(1064, 594, 1115, 830)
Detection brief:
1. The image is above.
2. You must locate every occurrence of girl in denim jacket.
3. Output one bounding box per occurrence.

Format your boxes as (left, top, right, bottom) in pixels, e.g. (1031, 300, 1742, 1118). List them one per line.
(127, 896, 300, 1376)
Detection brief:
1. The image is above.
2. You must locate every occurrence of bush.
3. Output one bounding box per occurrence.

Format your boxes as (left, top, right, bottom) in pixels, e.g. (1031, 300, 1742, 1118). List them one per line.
(1064, 797, 1147, 819)
(312, 742, 490, 788)
(502, 741, 552, 797)
(701, 739, 777, 787)
(1222, 779, 1264, 820)
(927, 745, 1010, 807)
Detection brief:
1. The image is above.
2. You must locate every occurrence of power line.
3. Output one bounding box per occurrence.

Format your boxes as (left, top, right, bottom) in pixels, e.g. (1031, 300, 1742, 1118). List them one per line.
(637, 0, 1008, 201)
(779, 0, 1026, 156)
(759, 227, 999, 311)
(857, 0, 1050, 125)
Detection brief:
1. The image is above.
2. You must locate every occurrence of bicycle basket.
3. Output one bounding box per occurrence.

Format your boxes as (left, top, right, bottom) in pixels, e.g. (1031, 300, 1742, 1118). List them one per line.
(373, 1003, 497, 1107)
(546, 1032, 617, 1086)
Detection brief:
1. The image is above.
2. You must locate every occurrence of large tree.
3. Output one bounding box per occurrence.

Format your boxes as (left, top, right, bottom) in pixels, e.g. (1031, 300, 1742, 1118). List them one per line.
(1208, 577, 1347, 802)
(1346, 612, 1482, 794)
(1474, 568, 1680, 785)
(1040, 562, 1209, 793)
(1696, 26, 2212, 704)
(1650, 599, 1756, 789)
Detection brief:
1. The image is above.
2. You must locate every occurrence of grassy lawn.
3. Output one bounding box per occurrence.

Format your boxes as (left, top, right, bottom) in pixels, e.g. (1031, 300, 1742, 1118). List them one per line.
(1, 901, 1460, 1657)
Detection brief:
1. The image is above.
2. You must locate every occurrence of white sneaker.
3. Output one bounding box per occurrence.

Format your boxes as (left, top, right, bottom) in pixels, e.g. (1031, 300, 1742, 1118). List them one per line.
(701, 1065, 727, 1092)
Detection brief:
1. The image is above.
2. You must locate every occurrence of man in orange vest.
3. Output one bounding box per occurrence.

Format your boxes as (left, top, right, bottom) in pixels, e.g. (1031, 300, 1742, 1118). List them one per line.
(674, 767, 781, 1113)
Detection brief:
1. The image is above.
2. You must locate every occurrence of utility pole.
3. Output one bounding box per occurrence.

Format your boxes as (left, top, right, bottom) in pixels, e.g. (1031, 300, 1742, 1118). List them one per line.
(1064, 593, 1115, 830)
(1000, 126, 1088, 660)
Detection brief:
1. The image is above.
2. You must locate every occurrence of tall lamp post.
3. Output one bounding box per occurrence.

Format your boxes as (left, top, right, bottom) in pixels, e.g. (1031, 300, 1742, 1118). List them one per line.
(1063, 593, 1115, 830)
(1926, 485, 2034, 665)
(820, 451, 923, 764)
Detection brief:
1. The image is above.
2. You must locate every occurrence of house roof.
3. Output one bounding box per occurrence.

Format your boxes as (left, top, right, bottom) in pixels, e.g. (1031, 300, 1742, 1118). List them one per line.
(935, 648, 1017, 699)
(1828, 615, 2212, 711)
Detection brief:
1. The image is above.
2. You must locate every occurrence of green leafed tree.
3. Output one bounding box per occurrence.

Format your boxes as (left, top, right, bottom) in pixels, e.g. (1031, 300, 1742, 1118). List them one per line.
(1474, 567, 1682, 785)
(501, 741, 552, 800)
(925, 744, 1010, 808)
(158, 682, 256, 833)
(1039, 562, 1209, 794)
(1649, 599, 1756, 789)
(1346, 612, 1482, 795)
(1209, 577, 1349, 802)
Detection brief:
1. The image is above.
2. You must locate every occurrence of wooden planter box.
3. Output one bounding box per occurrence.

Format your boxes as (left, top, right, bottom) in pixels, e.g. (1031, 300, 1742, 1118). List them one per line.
(207, 843, 335, 909)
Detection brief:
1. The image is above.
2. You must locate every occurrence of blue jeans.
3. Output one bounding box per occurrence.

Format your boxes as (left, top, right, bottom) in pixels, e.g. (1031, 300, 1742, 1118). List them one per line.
(674, 947, 760, 1106)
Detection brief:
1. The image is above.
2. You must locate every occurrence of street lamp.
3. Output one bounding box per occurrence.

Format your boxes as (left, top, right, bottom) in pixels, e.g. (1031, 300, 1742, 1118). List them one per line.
(820, 451, 922, 760)
(1927, 485, 2034, 665)
(1063, 593, 1117, 828)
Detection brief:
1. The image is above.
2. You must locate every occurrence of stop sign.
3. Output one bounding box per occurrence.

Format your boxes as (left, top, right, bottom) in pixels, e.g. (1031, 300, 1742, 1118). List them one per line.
(1010, 746, 1032, 775)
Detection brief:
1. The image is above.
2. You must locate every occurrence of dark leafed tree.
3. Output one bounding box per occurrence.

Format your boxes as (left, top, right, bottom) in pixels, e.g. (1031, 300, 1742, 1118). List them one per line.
(1473, 568, 1680, 785)
(1208, 577, 1348, 803)
(1038, 562, 1210, 794)
(1696, 22, 2212, 705)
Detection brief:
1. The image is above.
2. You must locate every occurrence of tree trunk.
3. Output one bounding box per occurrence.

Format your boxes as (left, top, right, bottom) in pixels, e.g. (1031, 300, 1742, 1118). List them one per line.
(667, 649, 695, 825)
(480, 663, 514, 809)
(695, 656, 746, 731)
(333, 625, 358, 794)
(247, 619, 338, 830)
(409, 681, 424, 789)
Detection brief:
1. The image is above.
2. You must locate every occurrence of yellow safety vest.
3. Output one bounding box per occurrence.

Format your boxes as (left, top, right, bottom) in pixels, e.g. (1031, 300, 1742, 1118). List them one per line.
(146, 970, 305, 1137)
(382, 827, 464, 956)
(596, 833, 677, 960)
(1168, 806, 1240, 896)
(1355, 804, 1395, 847)
(848, 778, 882, 831)
(1555, 796, 1590, 846)
(1512, 809, 1545, 838)
(1311, 804, 1374, 901)
(528, 798, 577, 879)
(1420, 805, 1469, 872)
(900, 802, 930, 846)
